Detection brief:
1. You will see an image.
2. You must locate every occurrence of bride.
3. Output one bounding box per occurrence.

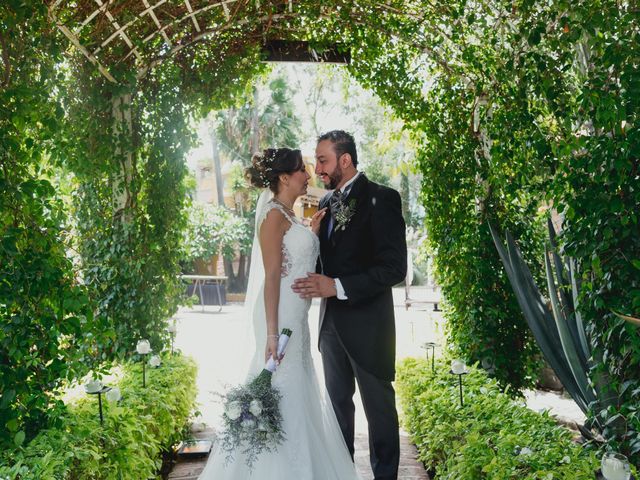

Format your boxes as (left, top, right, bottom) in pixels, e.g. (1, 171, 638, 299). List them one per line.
(199, 147, 361, 479)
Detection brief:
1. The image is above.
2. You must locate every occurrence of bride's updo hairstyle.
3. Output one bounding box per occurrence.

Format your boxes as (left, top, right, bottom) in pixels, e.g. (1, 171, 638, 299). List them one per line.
(246, 148, 303, 193)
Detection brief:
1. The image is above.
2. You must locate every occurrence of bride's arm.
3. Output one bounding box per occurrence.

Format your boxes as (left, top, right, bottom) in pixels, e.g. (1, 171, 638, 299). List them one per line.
(259, 209, 288, 363)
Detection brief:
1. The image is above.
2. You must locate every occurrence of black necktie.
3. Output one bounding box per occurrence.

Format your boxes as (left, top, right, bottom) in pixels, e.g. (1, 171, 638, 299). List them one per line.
(327, 190, 343, 237)
(329, 189, 344, 218)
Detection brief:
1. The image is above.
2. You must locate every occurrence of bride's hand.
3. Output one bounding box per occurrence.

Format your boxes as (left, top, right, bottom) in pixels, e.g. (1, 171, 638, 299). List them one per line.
(310, 207, 328, 236)
(265, 336, 281, 364)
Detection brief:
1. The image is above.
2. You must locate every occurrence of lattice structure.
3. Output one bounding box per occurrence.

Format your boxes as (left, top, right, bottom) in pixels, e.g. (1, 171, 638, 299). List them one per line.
(47, 0, 301, 82)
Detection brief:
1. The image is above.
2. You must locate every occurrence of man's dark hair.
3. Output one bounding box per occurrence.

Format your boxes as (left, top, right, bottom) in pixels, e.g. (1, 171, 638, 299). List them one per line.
(317, 130, 358, 167)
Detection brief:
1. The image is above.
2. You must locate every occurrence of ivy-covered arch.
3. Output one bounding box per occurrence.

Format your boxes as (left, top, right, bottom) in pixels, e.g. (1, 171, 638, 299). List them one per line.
(2, 0, 638, 462)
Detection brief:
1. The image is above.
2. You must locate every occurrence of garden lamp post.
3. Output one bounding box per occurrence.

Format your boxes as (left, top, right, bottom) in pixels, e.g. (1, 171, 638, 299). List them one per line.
(167, 323, 177, 355)
(600, 452, 632, 480)
(136, 339, 151, 387)
(85, 379, 111, 425)
(450, 359, 468, 407)
(422, 341, 438, 373)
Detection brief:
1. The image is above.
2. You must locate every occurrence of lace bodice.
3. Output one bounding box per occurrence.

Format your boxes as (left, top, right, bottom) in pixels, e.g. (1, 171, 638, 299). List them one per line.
(257, 200, 320, 280)
(256, 201, 320, 371)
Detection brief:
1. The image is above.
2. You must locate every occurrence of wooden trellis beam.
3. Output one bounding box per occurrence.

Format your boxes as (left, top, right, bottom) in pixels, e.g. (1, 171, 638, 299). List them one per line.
(92, 0, 142, 60)
(184, 0, 201, 32)
(48, 4, 117, 83)
(142, 0, 173, 48)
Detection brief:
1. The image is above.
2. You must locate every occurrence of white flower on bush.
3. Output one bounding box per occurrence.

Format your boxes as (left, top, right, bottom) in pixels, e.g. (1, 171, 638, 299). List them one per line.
(519, 446, 533, 456)
(149, 355, 161, 368)
(225, 401, 242, 420)
(560, 455, 571, 464)
(242, 418, 256, 430)
(249, 399, 263, 417)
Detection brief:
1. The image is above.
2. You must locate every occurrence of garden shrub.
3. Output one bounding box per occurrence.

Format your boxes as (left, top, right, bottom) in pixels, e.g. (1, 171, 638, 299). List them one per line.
(396, 357, 616, 479)
(0, 354, 197, 479)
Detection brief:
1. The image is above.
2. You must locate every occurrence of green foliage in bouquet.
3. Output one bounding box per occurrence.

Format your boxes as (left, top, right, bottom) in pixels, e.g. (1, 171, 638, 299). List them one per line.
(396, 357, 614, 479)
(218, 370, 285, 468)
(218, 328, 292, 469)
(0, 354, 197, 480)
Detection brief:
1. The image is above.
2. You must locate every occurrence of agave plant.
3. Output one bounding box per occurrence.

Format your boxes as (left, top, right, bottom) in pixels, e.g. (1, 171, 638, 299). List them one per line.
(613, 311, 640, 328)
(489, 219, 621, 437)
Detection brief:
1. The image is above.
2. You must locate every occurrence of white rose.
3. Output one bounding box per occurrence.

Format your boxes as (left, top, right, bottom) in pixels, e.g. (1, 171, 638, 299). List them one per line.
(225, 401, 242, 420)
(519, 447, 533, 456)
(242, 418, 256, 430)
(249, 399, 263, 417)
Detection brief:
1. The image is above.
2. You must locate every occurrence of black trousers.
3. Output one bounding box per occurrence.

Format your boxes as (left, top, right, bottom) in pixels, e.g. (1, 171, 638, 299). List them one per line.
(319, 318, 400, 480)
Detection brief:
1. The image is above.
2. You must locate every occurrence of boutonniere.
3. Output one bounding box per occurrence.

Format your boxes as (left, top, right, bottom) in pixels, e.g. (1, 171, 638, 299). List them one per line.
(333, 198, 356, 231)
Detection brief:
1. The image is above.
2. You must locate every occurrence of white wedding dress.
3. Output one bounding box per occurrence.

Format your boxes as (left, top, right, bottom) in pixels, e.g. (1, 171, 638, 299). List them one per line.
(199, 195, 361, 480)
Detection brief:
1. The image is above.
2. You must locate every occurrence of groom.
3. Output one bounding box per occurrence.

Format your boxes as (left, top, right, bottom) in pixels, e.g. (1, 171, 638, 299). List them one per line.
(293, 130, 407, 480)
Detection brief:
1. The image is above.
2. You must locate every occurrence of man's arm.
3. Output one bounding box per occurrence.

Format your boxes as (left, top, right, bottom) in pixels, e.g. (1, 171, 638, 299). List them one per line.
(338, 187, 407, 305)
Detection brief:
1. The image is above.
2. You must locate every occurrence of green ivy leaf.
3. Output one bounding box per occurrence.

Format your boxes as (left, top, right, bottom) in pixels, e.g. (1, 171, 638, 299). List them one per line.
(14, 430, 25, 447)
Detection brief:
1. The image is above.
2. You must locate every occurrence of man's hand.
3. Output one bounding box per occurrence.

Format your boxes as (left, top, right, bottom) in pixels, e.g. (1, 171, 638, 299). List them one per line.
(292, 273, 337, 299)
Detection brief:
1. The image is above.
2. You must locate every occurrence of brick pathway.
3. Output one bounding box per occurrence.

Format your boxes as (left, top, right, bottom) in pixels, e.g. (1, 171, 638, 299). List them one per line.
(169, 429, 429, 480)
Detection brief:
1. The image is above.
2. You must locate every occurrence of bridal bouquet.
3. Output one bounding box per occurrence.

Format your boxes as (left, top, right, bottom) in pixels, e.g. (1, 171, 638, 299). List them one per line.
(217, 328, 292, 469)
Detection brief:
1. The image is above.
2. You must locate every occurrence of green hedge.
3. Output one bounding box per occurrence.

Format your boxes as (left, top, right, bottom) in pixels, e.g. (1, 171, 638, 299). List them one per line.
(0, 354, 197, 479)
(397, 357, 613, 479)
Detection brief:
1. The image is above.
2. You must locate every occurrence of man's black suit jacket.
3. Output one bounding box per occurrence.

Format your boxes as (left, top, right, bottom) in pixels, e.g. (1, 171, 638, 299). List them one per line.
(318, 173, 407, 382)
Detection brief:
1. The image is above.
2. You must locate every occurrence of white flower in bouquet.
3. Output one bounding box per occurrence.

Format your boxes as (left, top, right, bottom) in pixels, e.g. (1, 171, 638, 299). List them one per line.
(249, 399, 263, 417)
(226, 401, 242, 420)
(218, 328, 293, 469)
(242, 418, 256, 430)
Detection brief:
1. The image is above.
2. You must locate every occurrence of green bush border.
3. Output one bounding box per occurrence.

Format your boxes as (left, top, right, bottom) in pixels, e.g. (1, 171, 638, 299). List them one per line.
(397, 357, 614, 479)
(0, 354, 197, 479)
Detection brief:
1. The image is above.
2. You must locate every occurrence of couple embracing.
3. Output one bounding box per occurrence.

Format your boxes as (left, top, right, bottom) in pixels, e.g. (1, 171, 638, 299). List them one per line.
(201, 130, 407, 480)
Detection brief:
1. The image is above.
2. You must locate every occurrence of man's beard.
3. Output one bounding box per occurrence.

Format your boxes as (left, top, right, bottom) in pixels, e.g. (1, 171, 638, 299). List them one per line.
(325, 165, 343, 190)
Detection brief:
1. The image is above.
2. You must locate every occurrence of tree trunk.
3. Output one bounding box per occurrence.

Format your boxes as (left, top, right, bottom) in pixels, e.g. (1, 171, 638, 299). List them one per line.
(208, 118, 225, 206)
(249, 87, 260, 156)
(400, 171, 410, 223)
(112, 93, 133, 222)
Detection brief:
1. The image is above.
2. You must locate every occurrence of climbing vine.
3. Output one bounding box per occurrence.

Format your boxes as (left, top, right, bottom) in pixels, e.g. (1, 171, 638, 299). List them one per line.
(1, 0, 638, 464)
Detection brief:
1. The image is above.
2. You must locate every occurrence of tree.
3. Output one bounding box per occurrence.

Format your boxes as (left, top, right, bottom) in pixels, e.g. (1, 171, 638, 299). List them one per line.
(212, 69, 302, 291)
